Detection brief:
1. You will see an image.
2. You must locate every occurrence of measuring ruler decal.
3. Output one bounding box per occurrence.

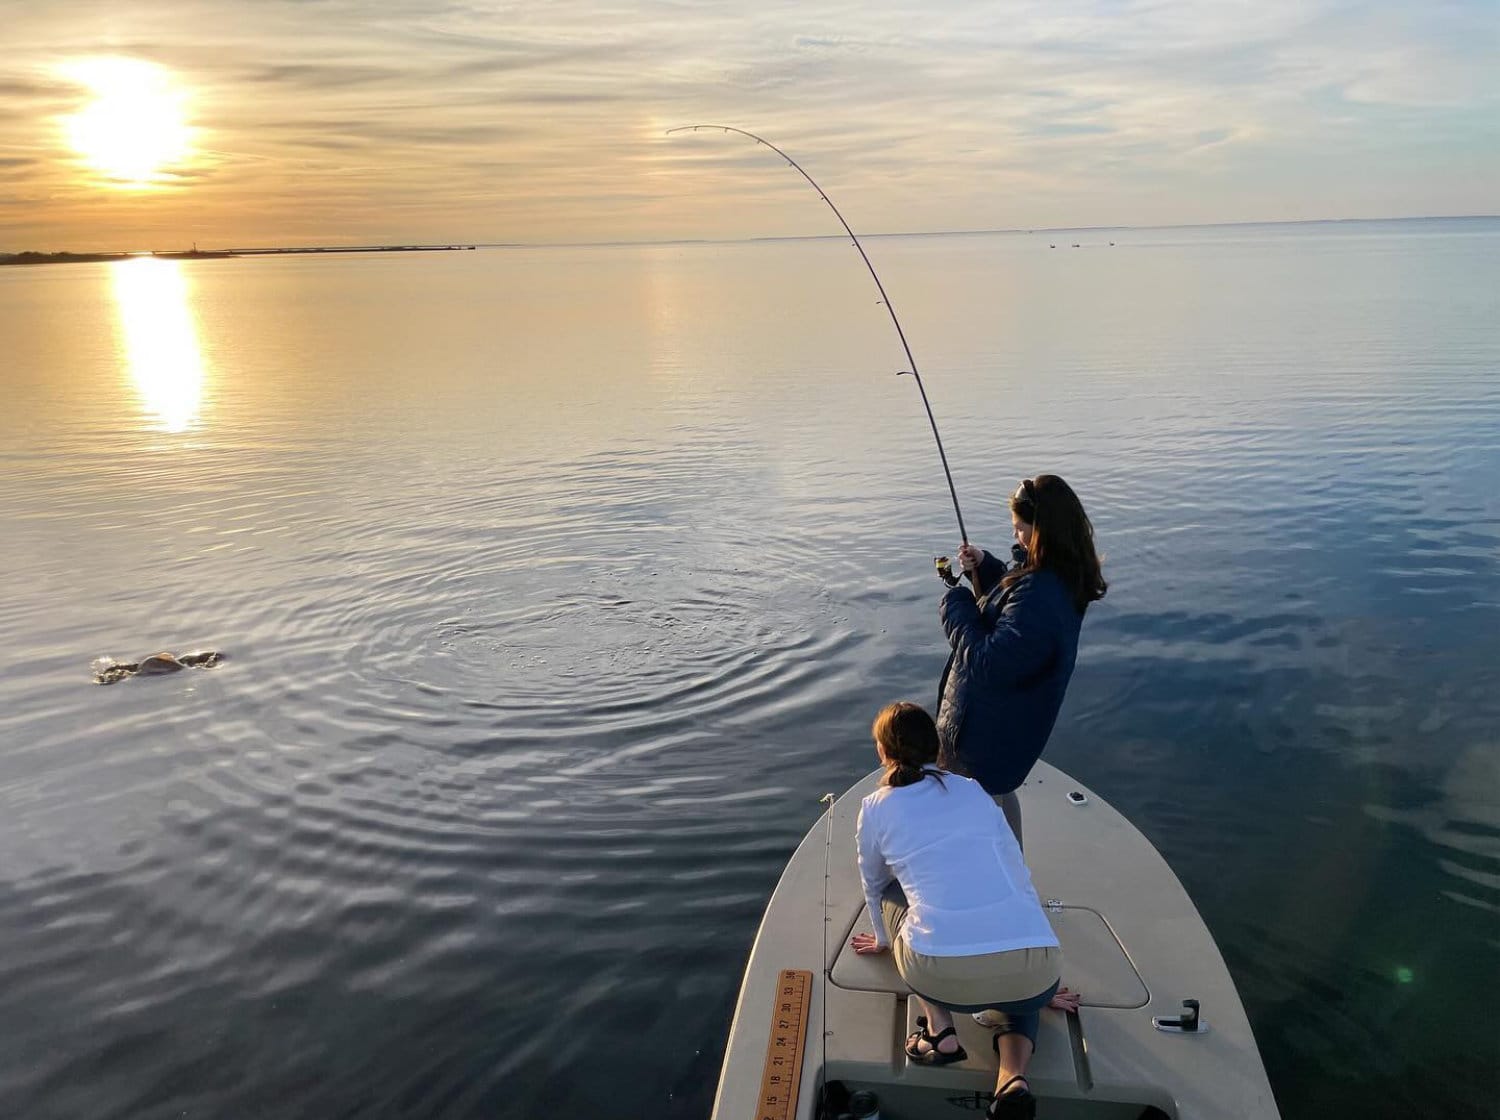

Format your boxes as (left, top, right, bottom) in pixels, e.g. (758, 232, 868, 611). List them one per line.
(756, 968, 813, 1120)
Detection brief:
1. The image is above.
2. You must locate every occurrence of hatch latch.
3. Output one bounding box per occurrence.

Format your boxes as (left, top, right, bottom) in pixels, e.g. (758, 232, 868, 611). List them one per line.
(1153, 998, 1209, 1034)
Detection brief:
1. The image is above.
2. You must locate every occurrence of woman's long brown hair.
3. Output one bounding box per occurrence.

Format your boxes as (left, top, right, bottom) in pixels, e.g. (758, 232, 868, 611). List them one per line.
(1005, 474, 1107, 613)
(871, 702, 945, 788)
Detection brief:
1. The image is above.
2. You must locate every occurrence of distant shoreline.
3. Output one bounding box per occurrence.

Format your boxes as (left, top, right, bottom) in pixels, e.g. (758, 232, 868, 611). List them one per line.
(0, 245, 477, 267)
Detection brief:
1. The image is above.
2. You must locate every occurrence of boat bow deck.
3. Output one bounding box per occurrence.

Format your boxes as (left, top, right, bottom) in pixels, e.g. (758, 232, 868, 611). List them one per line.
(712, 762, 1280, 1119)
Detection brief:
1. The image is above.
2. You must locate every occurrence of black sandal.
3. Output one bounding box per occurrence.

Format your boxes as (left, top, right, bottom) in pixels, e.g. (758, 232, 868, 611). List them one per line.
(904, 1016, 968, 1066)
(986, 1075, 1035, 1120)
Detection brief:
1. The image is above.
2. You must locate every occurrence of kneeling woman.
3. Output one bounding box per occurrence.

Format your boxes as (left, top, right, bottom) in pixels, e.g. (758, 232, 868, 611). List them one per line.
(851, 701, 1061, 1120)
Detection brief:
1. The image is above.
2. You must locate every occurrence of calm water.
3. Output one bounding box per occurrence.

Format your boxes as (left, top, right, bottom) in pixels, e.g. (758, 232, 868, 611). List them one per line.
(1, 219, 1497, 1119)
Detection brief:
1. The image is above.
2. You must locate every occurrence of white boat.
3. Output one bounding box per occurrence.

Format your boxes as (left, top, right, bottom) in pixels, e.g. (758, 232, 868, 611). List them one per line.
(712, 762, 1281, 1119)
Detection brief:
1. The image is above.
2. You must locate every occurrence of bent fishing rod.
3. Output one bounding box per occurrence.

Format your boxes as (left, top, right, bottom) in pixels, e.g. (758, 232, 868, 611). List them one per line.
(666, 125, 968, 545)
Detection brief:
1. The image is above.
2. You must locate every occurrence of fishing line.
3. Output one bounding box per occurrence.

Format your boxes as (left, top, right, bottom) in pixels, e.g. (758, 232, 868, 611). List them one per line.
(667, 125, 968, 544)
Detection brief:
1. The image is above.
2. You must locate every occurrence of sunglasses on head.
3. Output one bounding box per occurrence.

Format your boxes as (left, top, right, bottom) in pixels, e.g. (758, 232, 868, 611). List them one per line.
(1013, 478, 1036, 508)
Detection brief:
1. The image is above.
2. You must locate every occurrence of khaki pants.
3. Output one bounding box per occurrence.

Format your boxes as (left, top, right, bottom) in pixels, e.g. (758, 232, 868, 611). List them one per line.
(880, 884, 1060, 1015)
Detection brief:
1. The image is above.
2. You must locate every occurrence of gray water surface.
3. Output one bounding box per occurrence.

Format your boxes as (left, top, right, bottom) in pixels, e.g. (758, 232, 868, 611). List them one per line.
(1, 218, 1497, 1118)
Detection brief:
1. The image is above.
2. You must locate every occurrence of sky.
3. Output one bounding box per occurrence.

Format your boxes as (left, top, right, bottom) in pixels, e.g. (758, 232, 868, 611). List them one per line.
(2, 0, 1496, 250)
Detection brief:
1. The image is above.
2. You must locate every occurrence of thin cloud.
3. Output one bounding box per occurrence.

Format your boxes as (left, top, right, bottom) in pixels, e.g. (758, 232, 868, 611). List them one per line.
(247, 63, 410, 89)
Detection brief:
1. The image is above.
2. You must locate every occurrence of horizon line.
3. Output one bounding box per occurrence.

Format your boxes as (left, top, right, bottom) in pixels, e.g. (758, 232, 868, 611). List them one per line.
(6, 213, 1494, 258)
(485, 212, 1499, 251)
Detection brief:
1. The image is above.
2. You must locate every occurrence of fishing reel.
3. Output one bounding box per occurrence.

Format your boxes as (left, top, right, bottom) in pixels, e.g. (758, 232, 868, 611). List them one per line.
(934, 556, 960, 587)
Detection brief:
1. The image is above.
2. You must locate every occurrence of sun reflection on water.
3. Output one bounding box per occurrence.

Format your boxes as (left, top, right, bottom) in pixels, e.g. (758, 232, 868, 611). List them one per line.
(111, 257, 205, 432)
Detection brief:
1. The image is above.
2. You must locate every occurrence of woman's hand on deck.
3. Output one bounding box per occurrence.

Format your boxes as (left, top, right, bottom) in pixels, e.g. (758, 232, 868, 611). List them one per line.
(850, 932, 887, 955)
(1048, 986, 1082, 1012)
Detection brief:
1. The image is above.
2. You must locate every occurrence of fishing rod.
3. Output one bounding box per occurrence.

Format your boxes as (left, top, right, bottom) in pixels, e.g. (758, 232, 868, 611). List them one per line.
(666, 125, 968, 545)
(818, 791, 836, 1114)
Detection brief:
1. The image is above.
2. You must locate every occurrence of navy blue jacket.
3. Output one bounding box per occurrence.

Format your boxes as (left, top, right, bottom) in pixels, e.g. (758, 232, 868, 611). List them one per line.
(935, 557, 1084, 796)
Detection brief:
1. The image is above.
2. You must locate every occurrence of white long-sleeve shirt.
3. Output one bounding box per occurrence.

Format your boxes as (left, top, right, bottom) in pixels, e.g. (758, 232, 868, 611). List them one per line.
(856, 771, 1060, 956)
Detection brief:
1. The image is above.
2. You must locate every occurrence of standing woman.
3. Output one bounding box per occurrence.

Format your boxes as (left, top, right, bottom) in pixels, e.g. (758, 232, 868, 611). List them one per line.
(852, 702, 1063, 1119)
(937, 474, 1107, 847)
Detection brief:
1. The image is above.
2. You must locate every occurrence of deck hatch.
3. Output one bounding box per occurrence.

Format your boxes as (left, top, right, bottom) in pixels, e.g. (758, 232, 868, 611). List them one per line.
(1050, 905, 1149, 1009)
(830, 905, 1147, 1010)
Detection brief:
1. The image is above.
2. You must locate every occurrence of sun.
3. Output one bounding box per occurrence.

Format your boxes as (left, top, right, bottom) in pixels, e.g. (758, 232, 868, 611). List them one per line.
(59, 58, 193, 187)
